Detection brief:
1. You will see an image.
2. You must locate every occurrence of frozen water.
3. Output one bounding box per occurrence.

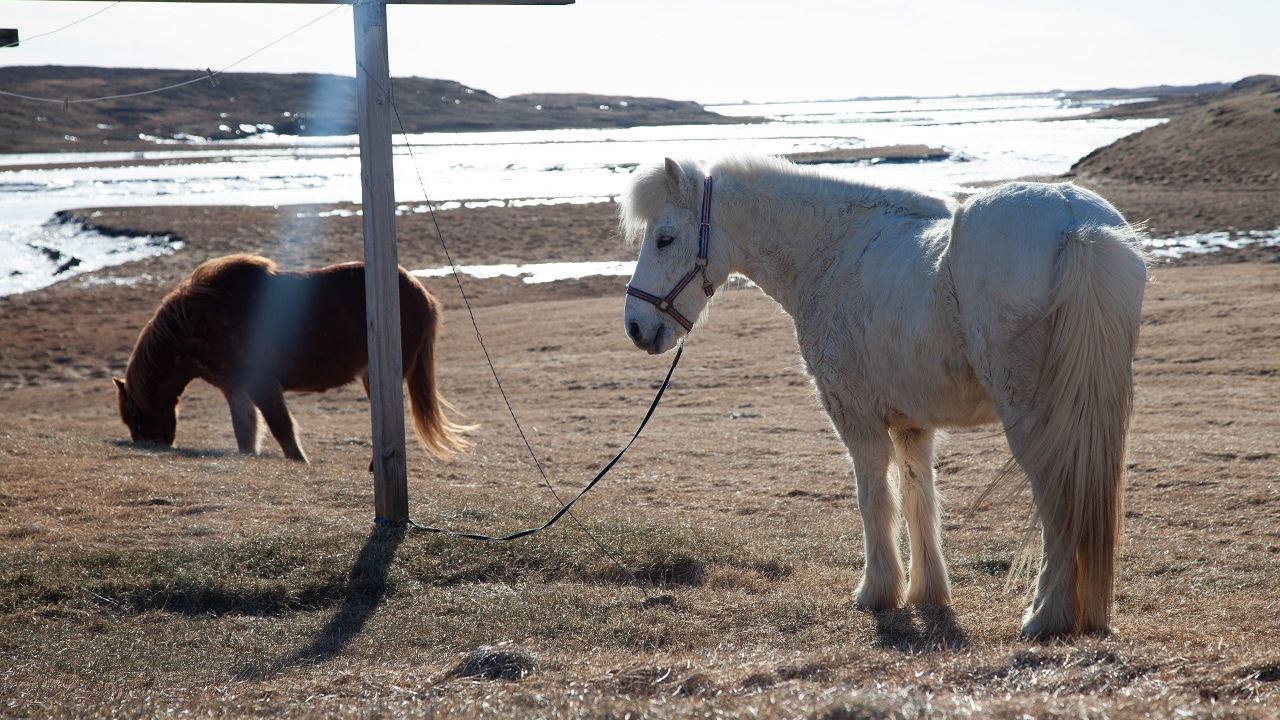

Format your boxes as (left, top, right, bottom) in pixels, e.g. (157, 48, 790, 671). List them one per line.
(1, 94, 1169, 295)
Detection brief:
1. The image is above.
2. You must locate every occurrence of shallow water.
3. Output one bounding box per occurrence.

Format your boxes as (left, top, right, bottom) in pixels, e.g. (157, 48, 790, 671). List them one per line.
(1145, 226, 1280, 259)
(2, 217, 180, 295)
(1, 94, 1164, 295)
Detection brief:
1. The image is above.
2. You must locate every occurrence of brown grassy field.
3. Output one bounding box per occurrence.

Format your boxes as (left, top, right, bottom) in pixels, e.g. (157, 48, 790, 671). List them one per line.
(1, 196, 1278, 718)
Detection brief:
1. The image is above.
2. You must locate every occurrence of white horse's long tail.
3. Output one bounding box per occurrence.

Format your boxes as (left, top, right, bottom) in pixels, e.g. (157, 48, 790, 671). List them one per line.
(1017, 225, 1147, 633)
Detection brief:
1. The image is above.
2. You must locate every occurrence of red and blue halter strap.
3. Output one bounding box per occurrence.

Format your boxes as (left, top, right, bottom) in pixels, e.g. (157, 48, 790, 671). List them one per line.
(626, 175, 715, 333)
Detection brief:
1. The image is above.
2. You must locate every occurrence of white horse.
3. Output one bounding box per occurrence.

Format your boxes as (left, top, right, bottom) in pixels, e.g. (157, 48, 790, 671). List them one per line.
(621, 156, 1147, 638)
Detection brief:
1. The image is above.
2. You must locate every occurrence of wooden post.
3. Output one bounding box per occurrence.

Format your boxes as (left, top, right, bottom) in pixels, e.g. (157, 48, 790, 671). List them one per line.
(353, 0, 409, 524)
(1, 29, 18, 48)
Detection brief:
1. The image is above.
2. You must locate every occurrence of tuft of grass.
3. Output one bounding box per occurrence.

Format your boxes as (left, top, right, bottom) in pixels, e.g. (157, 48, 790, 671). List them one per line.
(448, 647, 536, 681)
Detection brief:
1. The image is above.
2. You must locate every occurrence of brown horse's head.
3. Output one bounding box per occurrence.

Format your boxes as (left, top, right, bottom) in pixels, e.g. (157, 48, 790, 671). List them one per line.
(114, 377, 177, 446)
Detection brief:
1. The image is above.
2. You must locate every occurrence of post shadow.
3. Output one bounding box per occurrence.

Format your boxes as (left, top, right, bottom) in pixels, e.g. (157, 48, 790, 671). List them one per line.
(238, 523, 405, 680)
(872, 605, 969, 652)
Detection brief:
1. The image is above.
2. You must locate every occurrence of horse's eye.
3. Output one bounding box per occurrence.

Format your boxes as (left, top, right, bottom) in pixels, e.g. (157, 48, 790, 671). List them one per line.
(656, 234, 675, 249)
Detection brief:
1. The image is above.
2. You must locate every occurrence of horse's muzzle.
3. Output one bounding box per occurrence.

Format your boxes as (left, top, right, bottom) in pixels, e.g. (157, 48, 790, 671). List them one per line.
(626, 318, 665, 354)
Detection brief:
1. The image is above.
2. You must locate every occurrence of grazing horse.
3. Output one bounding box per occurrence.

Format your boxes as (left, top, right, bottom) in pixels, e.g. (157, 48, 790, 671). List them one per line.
(115, 254, 467, 463)
(621, 156, 1147, 638)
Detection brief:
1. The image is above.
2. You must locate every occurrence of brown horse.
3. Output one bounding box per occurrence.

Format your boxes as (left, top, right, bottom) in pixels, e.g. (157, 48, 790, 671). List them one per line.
(114, 254, 468, 463)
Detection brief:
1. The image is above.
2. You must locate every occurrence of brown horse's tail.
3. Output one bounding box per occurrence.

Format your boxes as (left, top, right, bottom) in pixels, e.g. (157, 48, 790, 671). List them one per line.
(406, 292, 472, 459)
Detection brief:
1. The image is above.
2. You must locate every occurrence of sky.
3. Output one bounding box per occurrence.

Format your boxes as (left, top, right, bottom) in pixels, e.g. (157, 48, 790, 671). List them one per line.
(2, 0, 1277, 104)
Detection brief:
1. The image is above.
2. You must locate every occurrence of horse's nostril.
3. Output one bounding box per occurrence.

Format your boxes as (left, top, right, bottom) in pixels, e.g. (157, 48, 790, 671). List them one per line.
(628, 321, 642, 343)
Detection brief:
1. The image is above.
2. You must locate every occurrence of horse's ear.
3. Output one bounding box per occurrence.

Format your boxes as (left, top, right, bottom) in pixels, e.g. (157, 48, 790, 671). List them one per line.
(113, 376, 126, 391)
(664, 157, 686, 196)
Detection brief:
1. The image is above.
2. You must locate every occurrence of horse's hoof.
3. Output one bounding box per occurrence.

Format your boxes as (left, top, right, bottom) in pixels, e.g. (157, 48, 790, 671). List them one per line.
(854, 577, 903, 611)
(1019, 604, 1074, 641)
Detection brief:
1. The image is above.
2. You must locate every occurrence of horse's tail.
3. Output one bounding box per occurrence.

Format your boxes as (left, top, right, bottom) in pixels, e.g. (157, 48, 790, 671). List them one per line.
(405, 288, 472, 459)
(1015, 224, 1146, 634)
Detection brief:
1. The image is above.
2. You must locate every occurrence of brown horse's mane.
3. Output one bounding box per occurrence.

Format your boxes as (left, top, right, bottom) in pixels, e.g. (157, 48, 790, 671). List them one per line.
(125, 254, 277, 409)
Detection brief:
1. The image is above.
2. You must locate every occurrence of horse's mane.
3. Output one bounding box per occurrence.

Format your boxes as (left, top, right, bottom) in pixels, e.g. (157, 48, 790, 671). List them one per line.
(125, 254, 277, 408)
(620, 154, 954, 244)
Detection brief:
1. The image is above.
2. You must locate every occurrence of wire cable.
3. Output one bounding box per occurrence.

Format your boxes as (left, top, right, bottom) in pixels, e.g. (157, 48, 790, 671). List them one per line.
(1, 2, 121, 49)
(0, 4, 345, 105)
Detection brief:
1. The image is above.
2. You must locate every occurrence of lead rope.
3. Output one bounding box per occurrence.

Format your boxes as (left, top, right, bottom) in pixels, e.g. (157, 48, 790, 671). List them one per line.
(406, 344, 682, 542)
(384, 89, 677, 590)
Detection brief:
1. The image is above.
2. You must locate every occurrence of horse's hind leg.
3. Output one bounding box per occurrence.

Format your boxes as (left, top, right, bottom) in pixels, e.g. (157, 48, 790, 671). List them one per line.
(250, 385, 308, 463)
(224, 389, 261, 455)
(891, 428, 951, 606)
(1022, 506, 1078, 638)
(995, 397, 1079, 638)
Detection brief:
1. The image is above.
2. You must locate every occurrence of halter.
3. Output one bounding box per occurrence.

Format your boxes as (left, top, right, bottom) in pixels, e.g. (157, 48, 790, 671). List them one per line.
(626, 175, 716, 333)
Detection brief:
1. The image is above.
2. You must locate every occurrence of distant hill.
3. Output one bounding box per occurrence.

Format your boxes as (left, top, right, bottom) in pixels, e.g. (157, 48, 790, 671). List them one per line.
(1059, 81, 1232, 102)
(0, 66, 754, 153)
(1070, 75, 1280, 187)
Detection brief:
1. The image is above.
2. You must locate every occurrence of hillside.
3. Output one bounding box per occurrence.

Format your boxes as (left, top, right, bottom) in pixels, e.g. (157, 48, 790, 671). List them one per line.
(0, 66, 752, 153)
(1062, 75, 1280, 241)
(1070, 75, 1280, 187)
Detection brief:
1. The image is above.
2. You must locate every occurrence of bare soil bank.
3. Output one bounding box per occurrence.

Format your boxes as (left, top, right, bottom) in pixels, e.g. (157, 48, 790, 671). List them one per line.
(1037, 75, 1280, 247)
(785, 145, 951, 165)
(1071, 75, 1280, 188)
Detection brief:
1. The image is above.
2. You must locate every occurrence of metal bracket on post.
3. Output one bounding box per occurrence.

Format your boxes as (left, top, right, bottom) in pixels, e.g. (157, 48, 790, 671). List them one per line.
(1, 29, 19, 48)
(353, 0, 409, 525)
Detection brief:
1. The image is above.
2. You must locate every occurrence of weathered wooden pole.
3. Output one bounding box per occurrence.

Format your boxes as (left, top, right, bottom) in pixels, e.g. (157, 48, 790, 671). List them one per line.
(353, 0, 409, 524)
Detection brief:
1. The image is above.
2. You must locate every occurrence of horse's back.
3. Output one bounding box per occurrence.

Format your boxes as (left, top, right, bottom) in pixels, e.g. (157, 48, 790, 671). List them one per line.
(948, 182, 1129, 306)
(271, 262, 437, 391)
(177, 255, 437, 393)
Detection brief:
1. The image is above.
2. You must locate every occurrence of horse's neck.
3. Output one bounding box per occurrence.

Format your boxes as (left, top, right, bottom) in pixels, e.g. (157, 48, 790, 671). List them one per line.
(718, 184, 956, 366)
(126, 317, 194, 409)
(720, 191, 883, 316)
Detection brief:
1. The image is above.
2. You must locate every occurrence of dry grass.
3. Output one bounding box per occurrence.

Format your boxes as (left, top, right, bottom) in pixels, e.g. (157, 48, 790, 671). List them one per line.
(2, 204, 1279, 718)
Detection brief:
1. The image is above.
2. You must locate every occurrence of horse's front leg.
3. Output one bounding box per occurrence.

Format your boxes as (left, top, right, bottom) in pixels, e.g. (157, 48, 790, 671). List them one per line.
(836, 420, 904, 610)
(890, 427, 951, 606)
(223, 388, 261, 455)
(249, 384, 308, 463)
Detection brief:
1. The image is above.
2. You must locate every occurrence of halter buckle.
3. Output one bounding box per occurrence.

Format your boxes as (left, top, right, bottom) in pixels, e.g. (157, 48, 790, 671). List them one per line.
(657, 300, 669, 311)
